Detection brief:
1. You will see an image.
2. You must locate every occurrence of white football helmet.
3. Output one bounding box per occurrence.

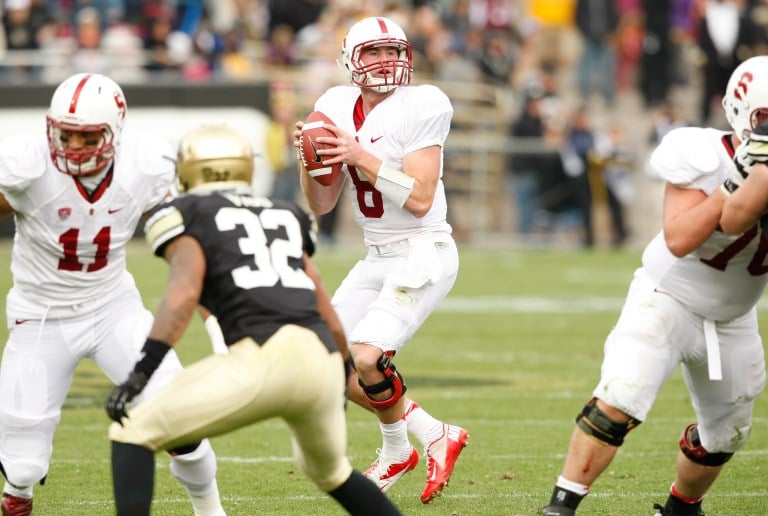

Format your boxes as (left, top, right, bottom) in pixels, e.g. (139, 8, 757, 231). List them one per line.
(722, 56, 768, 141)
(176, 124, 254, 192)
(46, 73, 127, 176)
(340, 16, 413, 93)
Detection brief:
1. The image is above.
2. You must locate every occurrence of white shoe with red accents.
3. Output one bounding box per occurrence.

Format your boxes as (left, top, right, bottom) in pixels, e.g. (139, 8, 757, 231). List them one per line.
(363, 446, 419, 492)
(420, 424, 469, 504)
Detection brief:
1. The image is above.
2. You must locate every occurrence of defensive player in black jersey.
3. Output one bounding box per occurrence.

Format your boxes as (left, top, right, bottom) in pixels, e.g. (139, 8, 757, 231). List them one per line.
(104, 124, 401, 516)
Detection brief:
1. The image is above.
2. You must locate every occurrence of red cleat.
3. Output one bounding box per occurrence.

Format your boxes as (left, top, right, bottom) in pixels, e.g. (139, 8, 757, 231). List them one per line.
(364, 446, 419, 492)
(420, 424, 469, 504)
(1, 494, 32, 516)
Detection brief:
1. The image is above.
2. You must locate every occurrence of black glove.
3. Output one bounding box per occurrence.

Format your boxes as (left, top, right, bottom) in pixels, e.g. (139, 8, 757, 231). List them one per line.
(105, 338, 171, 423)
(105, 370, 150, 423)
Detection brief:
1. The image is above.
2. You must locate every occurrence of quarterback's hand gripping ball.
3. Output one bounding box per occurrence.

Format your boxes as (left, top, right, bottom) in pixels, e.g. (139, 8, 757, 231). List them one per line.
(299, 111, 342, 186)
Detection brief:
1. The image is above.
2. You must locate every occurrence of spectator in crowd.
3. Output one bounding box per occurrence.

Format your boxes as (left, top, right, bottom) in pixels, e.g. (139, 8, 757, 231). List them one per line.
(574, 0, 620, 106)
(592, 124, 635, 247)
(615, 1, 644, 93)
(265, 23, 298, 66)
(532, 118, 584, 242)
(639, 0, 675, 107)
(650, 100, 690, 146)
(695, 0, 750, 125)
(71, 6, 107, 73)
(1, 0, 57, 77)
(508, 83, 547, 238)
(266, 81, 300, 202)
(565, 108, 596, 248)
(142, 6, 177, 73)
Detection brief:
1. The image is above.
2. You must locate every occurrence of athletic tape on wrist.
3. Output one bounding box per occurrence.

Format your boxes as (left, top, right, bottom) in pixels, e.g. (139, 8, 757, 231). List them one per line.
(375, 163, 414, 208)
(204, 315, 228, 355)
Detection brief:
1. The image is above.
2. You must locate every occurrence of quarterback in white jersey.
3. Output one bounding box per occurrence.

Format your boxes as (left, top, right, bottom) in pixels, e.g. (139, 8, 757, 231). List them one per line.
(312, 84, 452, 244)
(295, 17, 468, 504)
(542, 56, 768, 516)
(0, 73, 224, 516)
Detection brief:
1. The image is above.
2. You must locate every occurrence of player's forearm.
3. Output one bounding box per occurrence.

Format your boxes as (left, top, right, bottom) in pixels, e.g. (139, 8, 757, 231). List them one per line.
(664, 186, 726, 257)
(150, 284, 197, 346)
(300, 166, 341, 215)
(721, 165, 768, 234)
(152, 237, 204, 345)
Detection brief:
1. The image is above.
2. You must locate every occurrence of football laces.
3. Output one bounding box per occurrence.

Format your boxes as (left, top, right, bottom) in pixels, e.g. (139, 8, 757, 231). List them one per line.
(298, 135, 308, 167)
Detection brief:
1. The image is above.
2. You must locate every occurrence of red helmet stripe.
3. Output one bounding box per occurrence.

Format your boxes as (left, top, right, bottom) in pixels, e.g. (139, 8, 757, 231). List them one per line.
(376, 17, 388, 33)
(69, 74, 92, 113)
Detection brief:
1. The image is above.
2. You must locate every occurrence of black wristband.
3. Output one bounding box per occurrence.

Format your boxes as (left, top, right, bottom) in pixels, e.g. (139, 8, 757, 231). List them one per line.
(134, 338, 171, 377)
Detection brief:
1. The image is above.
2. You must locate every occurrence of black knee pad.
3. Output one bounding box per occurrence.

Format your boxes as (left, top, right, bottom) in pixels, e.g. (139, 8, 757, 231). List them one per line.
(168, 441, 202, 457)
(576, 397, 640, 446)
(358, 353, 407, 410)
(679, 423, 734, 466)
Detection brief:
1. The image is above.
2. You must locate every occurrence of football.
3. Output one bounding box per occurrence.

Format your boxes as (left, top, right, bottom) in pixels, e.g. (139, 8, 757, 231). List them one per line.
(299, 111, 342, 186)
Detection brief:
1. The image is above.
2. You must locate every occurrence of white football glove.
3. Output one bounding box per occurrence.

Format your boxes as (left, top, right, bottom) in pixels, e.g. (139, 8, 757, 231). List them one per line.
(721, 121, 768, 195)
(722, 142, 753, 195)
(744, 120, 768, 162)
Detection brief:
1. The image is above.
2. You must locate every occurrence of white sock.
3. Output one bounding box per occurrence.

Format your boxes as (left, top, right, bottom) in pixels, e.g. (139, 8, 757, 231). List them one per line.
(556, 475, 590, 497)
(380, 420, 412, 460)
(189, 481, 226, 516)
(169, 439, 225, 514)
(3, 482, 32, 499)
(402, 401, 444, 447)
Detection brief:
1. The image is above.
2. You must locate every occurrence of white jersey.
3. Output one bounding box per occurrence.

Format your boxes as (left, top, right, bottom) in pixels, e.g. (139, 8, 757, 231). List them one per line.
(314, 85, 453, 246)
(642, 126, 768, 321)
(0, 129, 174, 318)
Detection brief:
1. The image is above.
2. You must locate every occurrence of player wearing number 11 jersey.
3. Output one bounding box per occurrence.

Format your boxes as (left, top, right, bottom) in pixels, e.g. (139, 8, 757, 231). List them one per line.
(542, 56, 768, 516)
(0, 73, 224, 516)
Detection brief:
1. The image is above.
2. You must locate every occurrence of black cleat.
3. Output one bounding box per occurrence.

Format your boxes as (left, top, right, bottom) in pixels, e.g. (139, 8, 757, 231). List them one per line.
(652, 500, 705, 516)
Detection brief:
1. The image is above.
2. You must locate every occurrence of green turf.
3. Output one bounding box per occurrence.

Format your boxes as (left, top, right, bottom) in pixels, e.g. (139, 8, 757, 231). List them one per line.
(1, 240, 767, 515)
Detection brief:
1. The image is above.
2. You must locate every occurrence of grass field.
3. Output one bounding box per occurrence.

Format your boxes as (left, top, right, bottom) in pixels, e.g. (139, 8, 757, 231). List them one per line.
(1, 240, 767, 515)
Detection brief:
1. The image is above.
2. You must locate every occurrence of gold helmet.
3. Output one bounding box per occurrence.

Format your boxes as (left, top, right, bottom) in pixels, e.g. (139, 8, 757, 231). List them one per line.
(176, 124, 254, 192)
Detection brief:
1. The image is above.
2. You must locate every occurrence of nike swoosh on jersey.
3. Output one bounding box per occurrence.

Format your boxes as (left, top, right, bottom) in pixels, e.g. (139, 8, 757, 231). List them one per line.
(15, 319, 29, 325)
(108, 207, 125, 214)
(371, 136, 384, 143)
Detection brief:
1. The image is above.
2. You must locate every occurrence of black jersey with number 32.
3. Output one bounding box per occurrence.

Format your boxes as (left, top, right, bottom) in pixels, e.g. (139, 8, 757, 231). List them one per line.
(144, 186, 335, 351)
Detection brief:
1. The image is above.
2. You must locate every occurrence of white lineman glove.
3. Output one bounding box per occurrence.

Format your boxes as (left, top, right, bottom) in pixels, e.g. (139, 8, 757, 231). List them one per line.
(744, 120, 768, 162)
(722, 121, 768, 195)
(722, 142, 753, 195)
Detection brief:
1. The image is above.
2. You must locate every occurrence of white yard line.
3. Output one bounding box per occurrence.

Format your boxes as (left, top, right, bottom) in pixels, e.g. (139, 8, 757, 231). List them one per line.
(439, 296, 768, 313)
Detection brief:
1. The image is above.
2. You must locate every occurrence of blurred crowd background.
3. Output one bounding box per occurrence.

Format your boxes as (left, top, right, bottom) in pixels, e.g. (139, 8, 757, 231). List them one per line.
(2, 0, 768, 249)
